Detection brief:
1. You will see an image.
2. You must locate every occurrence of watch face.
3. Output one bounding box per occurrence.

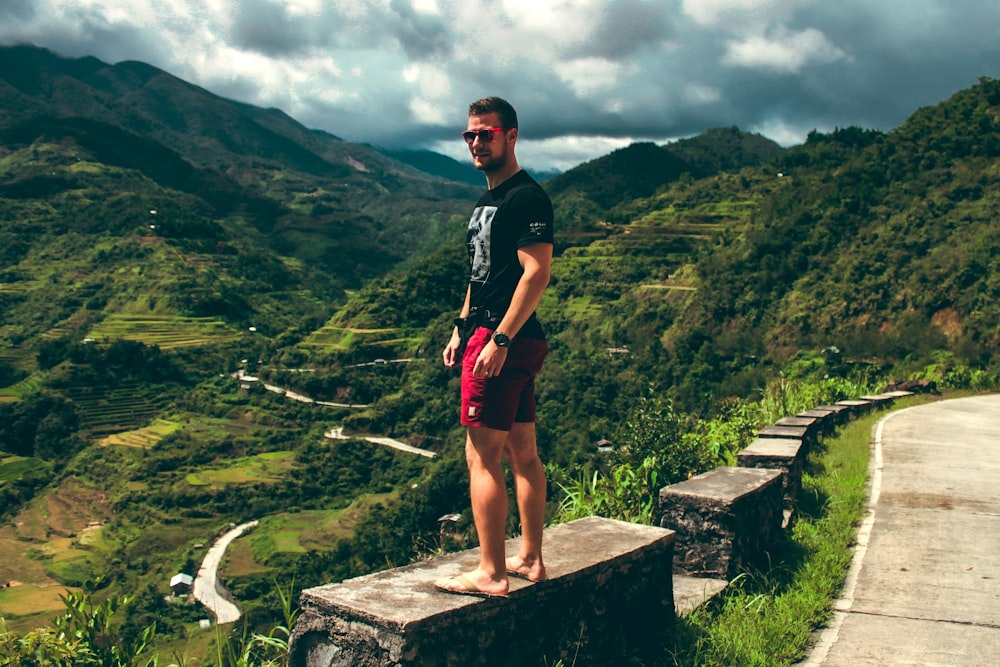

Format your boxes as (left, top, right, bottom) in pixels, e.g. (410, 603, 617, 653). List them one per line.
(493, 332, 511, 347)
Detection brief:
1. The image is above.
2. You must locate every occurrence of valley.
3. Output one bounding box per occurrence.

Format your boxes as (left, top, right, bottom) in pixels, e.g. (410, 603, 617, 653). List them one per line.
(1, 46, 999, 664)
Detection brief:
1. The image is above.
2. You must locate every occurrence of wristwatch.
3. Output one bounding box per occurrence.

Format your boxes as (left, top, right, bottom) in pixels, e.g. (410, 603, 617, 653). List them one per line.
(492, 331, 512, 348)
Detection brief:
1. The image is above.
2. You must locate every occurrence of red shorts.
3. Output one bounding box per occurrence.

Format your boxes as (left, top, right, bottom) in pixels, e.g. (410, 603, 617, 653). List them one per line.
(461, 327, 548, 431)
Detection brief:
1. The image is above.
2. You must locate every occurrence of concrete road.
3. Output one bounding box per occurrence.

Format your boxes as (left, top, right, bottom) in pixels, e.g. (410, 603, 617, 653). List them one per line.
(193, 520, 258, 625)
(803, 393, 1000, 666)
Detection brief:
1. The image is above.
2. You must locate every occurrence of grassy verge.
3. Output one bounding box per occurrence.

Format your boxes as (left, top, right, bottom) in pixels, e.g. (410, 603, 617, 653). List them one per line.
(665, 396, 929, 666)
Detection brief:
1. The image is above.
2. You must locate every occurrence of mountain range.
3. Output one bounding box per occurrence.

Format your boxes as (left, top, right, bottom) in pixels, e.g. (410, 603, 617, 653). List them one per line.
(2, 42, 998, 454)
(1, 44, 998, 651)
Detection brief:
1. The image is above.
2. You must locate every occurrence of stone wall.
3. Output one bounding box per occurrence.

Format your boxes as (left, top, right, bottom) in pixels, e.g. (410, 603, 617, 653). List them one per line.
(289, 392, 910, 666)
(290, 518, 676, 667)
(659, 467, 784, 578)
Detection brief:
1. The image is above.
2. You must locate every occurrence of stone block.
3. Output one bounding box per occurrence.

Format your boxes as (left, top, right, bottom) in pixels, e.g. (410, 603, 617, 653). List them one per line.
(659, 467, 783, 579)
(805, 404, 853, 427)
(795, 408, 838, 435)
(289, 517, 676, 667)
(774, 416, 822, 443)
(859, 393, 897, 408)
(835, 398, 874, 417)
(673, 575, 728, 616)
(882, 390, 915, 399)
(757, 423, 813, 449)
(737, 437, 806, 521)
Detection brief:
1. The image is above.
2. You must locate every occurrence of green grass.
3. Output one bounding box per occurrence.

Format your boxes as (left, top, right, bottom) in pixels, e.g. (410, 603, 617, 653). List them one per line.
(0, 583, 79, 634)
(184, 451, 297, 488)
(60, 380, 168, 437)
(98, 418, 182, 448)
(86, 314, 242, 349)
(299, 325, 423, 353)
(667, 396, 929, 666)
(0, 455, 50, 483)
(0, 373, 44, 401)
(230, 493, 396, 573)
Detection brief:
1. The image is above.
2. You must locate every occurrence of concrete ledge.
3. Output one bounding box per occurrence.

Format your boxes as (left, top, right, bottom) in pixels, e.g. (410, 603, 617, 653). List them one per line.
(835, 399, 874, 417)
(757, 423, 814, 449)
(804, 404, 854, 428)
(737, 437, 806, 517)
(795, 408, 839, 435)
(289, 517, 676, 667)
(774, 415, 820, 439)
(659, 467, 784, 579)
(673, 575, 728, 616)
(858, 393, 898, 409)
(882, 390, 915, 399)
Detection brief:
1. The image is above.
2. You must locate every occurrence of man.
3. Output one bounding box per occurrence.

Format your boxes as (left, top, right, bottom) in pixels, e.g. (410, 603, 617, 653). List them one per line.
(434, 97, 554, 598)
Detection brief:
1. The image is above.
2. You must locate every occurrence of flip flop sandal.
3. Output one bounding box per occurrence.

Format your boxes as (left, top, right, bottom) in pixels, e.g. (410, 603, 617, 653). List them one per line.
(434, 573, 509, 599)
(507, 569, 548, 583)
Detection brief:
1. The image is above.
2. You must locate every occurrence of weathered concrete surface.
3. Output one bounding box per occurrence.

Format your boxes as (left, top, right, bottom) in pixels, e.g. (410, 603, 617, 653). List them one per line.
(289, 517, 676, 667)
(804, 404, 854, 428)
(758, 424, 814, 449)
(737, 437, 806, 516)
(834, 398, 874, 417)
(802, 393, 1000, 666)
(774, 416, 821, 439)
(796, 408, 840, 435)
(858, 393, 897, 409)
(673, 575, 728, 615)
(659, 467, 783, 579)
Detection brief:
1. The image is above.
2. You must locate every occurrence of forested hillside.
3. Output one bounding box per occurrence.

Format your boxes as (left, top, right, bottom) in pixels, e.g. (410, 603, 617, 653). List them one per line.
(1, 44, 998, 661)
(0, 45, 477, 349)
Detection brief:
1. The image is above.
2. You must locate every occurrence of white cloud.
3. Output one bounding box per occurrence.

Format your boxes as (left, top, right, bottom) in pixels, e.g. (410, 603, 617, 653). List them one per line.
(681, 0, 805, 27)
(553, 57, 630, 97)
(411, 0, 442, 15)
(723, 27, 848, 73)
(750, 118, 811, 147)
(684, 83, 723, 104)
(279, 0, 325, 17)
(2, 0, 999, 171)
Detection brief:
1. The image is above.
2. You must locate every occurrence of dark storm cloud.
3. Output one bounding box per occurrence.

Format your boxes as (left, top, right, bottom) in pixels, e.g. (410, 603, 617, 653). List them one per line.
(0, 0, 35, 23)
(4, 3, 174, 75)
(579, 0, 676, 60)
(3, 0, 1000, 170)
(389, 0, 452, 60)
(224, 0, 451, 62)
(230, 0, 314, 57)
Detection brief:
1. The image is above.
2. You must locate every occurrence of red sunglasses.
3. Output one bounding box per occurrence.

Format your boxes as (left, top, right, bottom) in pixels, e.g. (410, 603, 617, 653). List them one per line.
(462, 127, 509, 144)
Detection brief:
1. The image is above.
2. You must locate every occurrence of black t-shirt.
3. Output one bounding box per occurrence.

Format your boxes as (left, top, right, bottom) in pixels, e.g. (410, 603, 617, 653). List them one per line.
(466, 170, 554, 339)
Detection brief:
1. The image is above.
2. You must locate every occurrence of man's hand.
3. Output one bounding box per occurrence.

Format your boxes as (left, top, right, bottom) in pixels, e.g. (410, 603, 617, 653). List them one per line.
(472, 340, 508, 378)
(443, 329, 462, 368)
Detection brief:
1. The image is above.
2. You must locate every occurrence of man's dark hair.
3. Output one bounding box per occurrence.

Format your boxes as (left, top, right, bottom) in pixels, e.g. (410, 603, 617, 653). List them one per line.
(468, 97, 519, 129)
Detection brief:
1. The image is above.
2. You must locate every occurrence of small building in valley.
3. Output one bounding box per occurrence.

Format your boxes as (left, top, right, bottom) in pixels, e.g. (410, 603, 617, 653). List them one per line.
(170, 573, 194, 595)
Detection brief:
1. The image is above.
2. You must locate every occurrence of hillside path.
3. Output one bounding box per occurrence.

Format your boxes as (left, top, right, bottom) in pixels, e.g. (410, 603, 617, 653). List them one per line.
(234, 369, 369, 408)
(324, 427, 436, 458)
(193, 520, 258, 625)
(802, 393, 1000, 666)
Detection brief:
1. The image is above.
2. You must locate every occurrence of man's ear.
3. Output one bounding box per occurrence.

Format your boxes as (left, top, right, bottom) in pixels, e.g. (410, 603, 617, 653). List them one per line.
(508, 127, 518, 145)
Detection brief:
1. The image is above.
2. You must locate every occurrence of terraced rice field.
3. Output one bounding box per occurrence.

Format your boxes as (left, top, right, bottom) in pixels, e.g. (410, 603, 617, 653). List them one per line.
(299, 325, 423, 353)
(184, 451, 297, 488)
(98, 418, 181, 448)
(86, 314, 242, 349)
(60, 380, 168, 437)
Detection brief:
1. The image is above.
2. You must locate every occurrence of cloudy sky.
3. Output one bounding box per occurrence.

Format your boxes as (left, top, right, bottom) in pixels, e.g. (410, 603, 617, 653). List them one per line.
(3, 0, 1000, 172)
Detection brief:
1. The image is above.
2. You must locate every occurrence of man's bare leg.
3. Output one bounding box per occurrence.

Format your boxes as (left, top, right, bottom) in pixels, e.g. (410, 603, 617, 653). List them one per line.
(504, 421, 548, 582)
(436, 425, 511, 596)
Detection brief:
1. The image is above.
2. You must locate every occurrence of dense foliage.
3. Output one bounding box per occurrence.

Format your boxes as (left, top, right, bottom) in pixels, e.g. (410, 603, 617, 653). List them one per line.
(2, 45, 998, 663)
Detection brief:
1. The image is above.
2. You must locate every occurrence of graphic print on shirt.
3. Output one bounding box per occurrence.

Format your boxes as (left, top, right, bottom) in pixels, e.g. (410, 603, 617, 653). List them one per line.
(468, 205, 498, 283)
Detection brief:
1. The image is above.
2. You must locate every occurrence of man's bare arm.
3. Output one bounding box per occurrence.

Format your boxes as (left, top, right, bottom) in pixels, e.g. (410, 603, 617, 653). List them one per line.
(472, 243, 552, 377)
(443, 284, 472, 368)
